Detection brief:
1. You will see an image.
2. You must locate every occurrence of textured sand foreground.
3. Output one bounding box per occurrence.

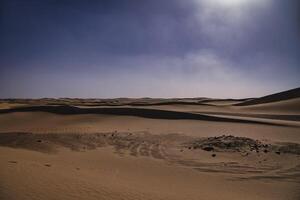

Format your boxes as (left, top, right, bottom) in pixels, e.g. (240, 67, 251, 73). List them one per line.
(0, 88, 300, 200)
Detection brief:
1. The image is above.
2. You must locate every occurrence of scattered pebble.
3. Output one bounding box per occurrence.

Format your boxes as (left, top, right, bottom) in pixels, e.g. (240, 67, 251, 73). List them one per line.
(242, 152, 249, 157)
(203, 146, 214, 151)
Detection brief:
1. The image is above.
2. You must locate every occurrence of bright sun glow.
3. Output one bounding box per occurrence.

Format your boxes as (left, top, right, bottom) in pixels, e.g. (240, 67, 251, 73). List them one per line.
(197, 0, 270, 11)
(195, 0, 271, 26)
(206, 0, 271, 8)
(218, 0, 248, 5)
(207, 0, 251, 7)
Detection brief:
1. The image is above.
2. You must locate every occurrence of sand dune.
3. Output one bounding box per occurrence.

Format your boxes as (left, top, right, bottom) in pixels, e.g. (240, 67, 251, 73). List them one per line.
(0, 88, 300, 200)
(3, 146, 299, 200)
(0, 105, 292, 126)
(1, 131, 300, 182)
(197, 111, 300, 121)
(235, 87, 300, 106)
(238, 98, 300, 114)
(1, 132, 299, 200)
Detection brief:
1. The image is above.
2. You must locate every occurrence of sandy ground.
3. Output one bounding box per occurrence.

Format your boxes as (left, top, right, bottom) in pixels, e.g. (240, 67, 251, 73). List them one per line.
(0, 89, 300, 200)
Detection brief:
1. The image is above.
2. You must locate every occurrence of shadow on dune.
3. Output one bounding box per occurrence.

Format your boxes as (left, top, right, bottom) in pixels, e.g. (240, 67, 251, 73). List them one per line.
(0, 105, 290, 126)
(235, 87, 300, 106)
(128, 101, 214, 106)
(44, 100, 217, 107)
(197, 111, 300, 122)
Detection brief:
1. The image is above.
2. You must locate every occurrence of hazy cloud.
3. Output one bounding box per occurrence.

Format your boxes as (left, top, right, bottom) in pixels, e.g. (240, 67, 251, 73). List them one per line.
(0, 0, 299, 98)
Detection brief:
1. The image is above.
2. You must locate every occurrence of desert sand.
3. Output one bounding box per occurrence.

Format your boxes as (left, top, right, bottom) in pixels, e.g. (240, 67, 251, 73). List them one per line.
(0, 88, 299, 200)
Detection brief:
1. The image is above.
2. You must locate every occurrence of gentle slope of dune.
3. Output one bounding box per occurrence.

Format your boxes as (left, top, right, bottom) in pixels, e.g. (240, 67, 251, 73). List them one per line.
(235, 87, 300, 106)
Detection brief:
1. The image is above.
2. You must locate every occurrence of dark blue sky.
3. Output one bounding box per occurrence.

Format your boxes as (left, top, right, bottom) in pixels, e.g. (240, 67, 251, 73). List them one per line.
(1, 0, 299, 98)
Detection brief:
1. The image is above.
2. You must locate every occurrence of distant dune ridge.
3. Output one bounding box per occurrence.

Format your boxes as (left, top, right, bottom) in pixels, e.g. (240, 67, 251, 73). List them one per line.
(1, 87, 299, 123)
(0, 87, 299, 107)
(235, 87, 300, 106)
